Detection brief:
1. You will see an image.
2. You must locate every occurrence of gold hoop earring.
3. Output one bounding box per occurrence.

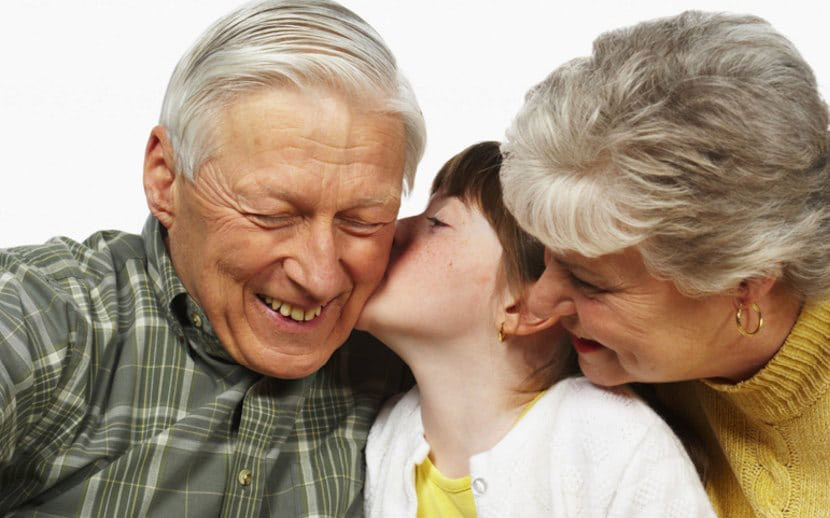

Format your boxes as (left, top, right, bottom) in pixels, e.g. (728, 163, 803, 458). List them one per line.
(736, 303, 763, 336)
(497, 322, 505, 343)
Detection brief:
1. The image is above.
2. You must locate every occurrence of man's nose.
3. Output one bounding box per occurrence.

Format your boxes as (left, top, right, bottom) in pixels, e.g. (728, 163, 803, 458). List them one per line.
(528, 260, 577, 321)
(284, 222, 347, 301)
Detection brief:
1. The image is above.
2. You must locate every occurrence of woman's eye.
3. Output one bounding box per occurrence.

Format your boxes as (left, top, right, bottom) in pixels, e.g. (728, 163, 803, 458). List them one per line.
(568, 272, 604, 294)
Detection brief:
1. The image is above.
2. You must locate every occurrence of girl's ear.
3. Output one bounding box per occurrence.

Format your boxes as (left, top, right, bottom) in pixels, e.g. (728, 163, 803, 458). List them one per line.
(501, 297, 560, 337)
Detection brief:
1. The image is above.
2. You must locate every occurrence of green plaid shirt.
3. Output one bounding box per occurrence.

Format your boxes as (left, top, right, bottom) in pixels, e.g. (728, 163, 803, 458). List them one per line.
(0, 217, 408, 517)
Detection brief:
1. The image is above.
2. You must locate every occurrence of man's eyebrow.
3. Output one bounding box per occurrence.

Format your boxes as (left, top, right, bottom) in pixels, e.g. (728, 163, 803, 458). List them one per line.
(351, 193, 402, 207)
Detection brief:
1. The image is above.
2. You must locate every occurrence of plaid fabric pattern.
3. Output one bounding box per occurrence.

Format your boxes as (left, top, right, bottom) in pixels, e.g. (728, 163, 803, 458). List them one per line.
(0, 217, 407, 517)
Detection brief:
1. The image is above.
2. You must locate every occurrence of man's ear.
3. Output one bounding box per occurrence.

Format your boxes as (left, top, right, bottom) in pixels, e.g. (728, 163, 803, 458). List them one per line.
(501, 297, 560, 337)
(143, 125, 179, 229)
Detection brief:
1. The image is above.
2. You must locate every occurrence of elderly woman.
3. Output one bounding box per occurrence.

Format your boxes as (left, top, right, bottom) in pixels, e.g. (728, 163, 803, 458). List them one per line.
(500, 11, 830, 518)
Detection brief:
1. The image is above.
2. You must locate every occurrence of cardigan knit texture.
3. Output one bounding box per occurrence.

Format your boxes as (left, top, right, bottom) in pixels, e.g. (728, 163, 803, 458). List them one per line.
(366, 376, 716, 518)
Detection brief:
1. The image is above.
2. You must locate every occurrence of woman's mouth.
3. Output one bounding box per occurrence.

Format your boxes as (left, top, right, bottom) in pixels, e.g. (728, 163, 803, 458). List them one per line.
(570, 334, 606, 354)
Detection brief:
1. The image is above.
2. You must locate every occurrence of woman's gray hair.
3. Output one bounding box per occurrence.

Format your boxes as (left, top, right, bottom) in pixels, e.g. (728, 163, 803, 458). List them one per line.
(502, 10, 830, 299)
(160, 0, 425, 193)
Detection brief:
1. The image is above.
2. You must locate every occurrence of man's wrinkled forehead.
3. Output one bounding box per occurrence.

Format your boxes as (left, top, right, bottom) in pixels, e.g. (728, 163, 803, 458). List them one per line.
(203, 86, 405, 169)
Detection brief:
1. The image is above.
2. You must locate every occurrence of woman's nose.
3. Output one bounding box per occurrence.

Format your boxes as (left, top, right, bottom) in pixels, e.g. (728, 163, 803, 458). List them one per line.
(528, 259, 577, 320)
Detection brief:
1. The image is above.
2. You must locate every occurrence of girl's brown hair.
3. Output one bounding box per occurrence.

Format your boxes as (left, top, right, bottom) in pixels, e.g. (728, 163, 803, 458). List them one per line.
(431, 141, 577, 390)
(431, 141, 545, 294)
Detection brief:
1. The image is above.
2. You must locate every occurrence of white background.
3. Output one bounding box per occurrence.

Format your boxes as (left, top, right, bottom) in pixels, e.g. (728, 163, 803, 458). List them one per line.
(1, 0, 828, 247)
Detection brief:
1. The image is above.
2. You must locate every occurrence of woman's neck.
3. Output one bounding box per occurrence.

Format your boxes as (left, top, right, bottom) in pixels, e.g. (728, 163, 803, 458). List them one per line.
(725, 284, 804, 382)
(397, 334, 541, 479)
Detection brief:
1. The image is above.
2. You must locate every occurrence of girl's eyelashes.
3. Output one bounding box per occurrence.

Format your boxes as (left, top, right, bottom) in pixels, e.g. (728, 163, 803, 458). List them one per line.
(427, 216, 448, 228)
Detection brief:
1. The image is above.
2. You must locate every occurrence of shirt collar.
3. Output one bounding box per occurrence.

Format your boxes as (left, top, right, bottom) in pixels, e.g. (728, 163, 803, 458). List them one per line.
(142, 215, 236, 364)
(142, 216, 187, 310)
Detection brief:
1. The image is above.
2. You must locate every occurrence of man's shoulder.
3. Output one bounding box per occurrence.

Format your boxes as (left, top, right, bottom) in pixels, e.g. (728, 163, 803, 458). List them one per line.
(338, 331, 401, 362)
(0, 229, 153, 354)
(287, 333, 410, 460)
(326, 331, 412, 391)
(311, 331, 412, 416)
(1, 229, 146, 287)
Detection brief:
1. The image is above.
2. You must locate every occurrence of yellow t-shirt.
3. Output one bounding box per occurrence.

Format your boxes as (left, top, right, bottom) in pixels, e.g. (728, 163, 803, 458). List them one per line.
(415, 456, 475, 518)
(415, 391, 546, 518)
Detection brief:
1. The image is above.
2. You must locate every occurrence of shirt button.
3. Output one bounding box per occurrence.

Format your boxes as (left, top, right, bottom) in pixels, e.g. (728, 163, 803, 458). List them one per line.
(238, 468, 253, 486)
(471, 477, 487, 495)
(191, 313, 202, 328)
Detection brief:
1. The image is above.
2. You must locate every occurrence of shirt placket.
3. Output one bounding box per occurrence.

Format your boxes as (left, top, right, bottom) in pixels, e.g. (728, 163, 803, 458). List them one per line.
(220, 377, 306, 518)
(219, 381, 275, 517)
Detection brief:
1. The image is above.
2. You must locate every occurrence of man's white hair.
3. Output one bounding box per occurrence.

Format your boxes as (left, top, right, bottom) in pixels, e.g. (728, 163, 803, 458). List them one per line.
(159, 0, 425, 192)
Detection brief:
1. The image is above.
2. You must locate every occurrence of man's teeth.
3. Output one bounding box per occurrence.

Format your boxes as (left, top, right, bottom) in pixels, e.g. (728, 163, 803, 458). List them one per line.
(262, 296, 322, 322)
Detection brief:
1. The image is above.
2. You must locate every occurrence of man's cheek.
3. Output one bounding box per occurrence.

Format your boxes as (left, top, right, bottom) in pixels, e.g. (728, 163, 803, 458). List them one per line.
(354, 238, 395, 282)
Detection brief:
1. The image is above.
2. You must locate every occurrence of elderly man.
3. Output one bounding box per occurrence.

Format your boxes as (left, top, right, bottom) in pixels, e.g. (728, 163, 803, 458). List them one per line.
(0, 1, 424, 516)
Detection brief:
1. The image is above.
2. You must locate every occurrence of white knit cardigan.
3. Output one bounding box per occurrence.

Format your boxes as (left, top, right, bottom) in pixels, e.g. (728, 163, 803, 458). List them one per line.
(365, 376, 716, 518)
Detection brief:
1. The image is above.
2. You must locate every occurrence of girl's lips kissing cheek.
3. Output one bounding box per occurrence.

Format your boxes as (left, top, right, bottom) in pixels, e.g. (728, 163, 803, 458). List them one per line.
(570, 334, 606, 354)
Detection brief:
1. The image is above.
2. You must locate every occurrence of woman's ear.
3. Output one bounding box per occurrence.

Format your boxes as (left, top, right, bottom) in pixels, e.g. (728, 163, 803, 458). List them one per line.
(735, 275, 778, 307)
(143, 125, 179, 229)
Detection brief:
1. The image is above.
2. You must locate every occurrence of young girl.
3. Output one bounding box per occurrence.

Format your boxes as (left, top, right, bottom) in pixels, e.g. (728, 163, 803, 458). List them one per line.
(358, 142, 715, 518)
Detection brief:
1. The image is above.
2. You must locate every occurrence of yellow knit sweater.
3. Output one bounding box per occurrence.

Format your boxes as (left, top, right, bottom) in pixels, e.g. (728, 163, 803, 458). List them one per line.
(657, 299, 830, 518)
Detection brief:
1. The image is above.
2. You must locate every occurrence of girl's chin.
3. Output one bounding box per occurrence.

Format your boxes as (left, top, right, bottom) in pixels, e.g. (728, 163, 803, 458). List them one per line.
(354, 304, 383, 334)
(354, 293, 395, 330)
(353, 316, 401, 348)
(353, 311, 372, 332)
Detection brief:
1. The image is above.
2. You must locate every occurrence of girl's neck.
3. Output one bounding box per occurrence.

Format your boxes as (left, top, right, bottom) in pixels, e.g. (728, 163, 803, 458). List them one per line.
(397, 334, 542, 479)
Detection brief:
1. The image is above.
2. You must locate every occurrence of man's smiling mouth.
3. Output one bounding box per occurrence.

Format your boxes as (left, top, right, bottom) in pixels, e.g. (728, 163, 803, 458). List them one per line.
(258, 295, 323, 322)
